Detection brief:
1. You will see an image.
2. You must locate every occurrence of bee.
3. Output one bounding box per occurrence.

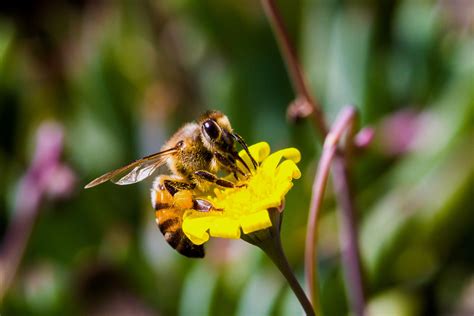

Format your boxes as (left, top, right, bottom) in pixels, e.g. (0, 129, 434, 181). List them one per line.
(85, 110, 257, 257)
(151, 182, 215, 258)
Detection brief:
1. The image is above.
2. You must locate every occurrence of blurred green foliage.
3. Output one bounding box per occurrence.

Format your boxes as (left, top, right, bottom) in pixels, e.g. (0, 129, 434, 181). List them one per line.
(0, 0, 473, 315)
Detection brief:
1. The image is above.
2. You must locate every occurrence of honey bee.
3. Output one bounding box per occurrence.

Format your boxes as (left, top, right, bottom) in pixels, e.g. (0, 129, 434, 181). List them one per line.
(85, 110, 257, 257)
(151, 184, 214, 258)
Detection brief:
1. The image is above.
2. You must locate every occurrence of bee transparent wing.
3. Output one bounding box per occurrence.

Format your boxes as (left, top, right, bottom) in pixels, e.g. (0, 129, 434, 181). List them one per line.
(110, 155, 168, 185)
(84, 147, 177, 189)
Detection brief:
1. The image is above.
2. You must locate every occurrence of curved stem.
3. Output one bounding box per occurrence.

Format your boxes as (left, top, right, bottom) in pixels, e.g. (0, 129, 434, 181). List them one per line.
(332, 157, 366, 316)
(305, 106, 357, 310)
(304, 144, 336, 312)
(260, 0, 328, 139)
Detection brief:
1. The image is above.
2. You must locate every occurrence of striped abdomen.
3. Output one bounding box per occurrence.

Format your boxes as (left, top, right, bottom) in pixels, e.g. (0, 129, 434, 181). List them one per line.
(152, 184, 204, 258)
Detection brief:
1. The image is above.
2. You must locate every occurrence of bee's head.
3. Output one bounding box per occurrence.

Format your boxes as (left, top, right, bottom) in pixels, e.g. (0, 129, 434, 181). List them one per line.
(198, 110, 257, 173)
(199, 110, 235, 152)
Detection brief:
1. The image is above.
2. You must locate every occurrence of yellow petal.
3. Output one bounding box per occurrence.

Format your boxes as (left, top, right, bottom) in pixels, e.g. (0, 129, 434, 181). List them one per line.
(182, 213, 211, 245)
(253, 196, 282, 211)
(240, 210, 272, 234)
(209, 217, 241, 239)
(273, 182, 294, 200)
(261, 147, 301, 173)
(276, 160, 302, 180)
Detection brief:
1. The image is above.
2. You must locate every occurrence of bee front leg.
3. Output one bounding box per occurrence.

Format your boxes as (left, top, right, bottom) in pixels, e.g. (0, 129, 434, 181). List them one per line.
(214, 152, 245, 175)
(194, 170, 236, 188)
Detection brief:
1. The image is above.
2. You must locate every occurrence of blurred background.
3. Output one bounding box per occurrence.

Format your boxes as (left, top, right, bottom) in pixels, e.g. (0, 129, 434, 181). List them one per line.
(0, 0, 473, 315)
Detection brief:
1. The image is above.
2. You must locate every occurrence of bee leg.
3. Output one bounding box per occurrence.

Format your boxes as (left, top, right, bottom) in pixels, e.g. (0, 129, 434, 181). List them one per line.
(163, 179, 196, 196)
(152, 175, 190, 209)
(193, 198, 222, 212)
(214, 152, 246, 176)
(194, 170, 238, 188)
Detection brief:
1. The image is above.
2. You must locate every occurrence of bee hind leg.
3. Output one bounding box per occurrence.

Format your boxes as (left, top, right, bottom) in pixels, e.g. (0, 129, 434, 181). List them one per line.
(151, 175, 195, 210)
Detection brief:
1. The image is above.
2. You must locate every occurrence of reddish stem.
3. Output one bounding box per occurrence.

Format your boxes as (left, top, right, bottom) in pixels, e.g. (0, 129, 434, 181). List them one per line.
(260, 1, 367, 314)
(260, 0, 328, 139)
(304, 106, 357, 309)
(332, 155, 365, 316)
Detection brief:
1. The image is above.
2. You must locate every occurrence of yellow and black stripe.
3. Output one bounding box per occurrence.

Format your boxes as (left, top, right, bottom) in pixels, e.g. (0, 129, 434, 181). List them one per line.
(153, 180, 204, 258)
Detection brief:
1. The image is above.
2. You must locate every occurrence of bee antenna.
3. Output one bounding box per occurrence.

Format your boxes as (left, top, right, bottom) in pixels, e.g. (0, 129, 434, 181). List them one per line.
(232, 133, 257, 169)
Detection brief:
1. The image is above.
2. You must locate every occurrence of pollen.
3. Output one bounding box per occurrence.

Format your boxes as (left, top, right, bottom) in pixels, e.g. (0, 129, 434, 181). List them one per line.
(182, 142, 301, 245)
(174, 190, 194, 209)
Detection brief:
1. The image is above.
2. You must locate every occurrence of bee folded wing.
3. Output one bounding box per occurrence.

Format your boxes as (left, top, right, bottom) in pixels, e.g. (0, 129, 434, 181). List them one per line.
(84, 147, 177, 188)
(112, 159, 166, 185)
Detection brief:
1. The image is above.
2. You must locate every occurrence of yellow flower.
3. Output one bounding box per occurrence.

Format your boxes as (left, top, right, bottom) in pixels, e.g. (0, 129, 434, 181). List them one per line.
(182, 142, 301, 245)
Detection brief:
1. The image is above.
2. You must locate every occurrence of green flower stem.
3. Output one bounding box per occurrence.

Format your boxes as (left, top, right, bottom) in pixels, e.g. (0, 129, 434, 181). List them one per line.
(242, 208, 315, 316)
(262, 233, 315, 316)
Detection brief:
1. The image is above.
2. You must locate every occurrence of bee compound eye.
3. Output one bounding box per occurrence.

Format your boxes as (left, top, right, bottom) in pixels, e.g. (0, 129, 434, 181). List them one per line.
(203, 120, 221, 140)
